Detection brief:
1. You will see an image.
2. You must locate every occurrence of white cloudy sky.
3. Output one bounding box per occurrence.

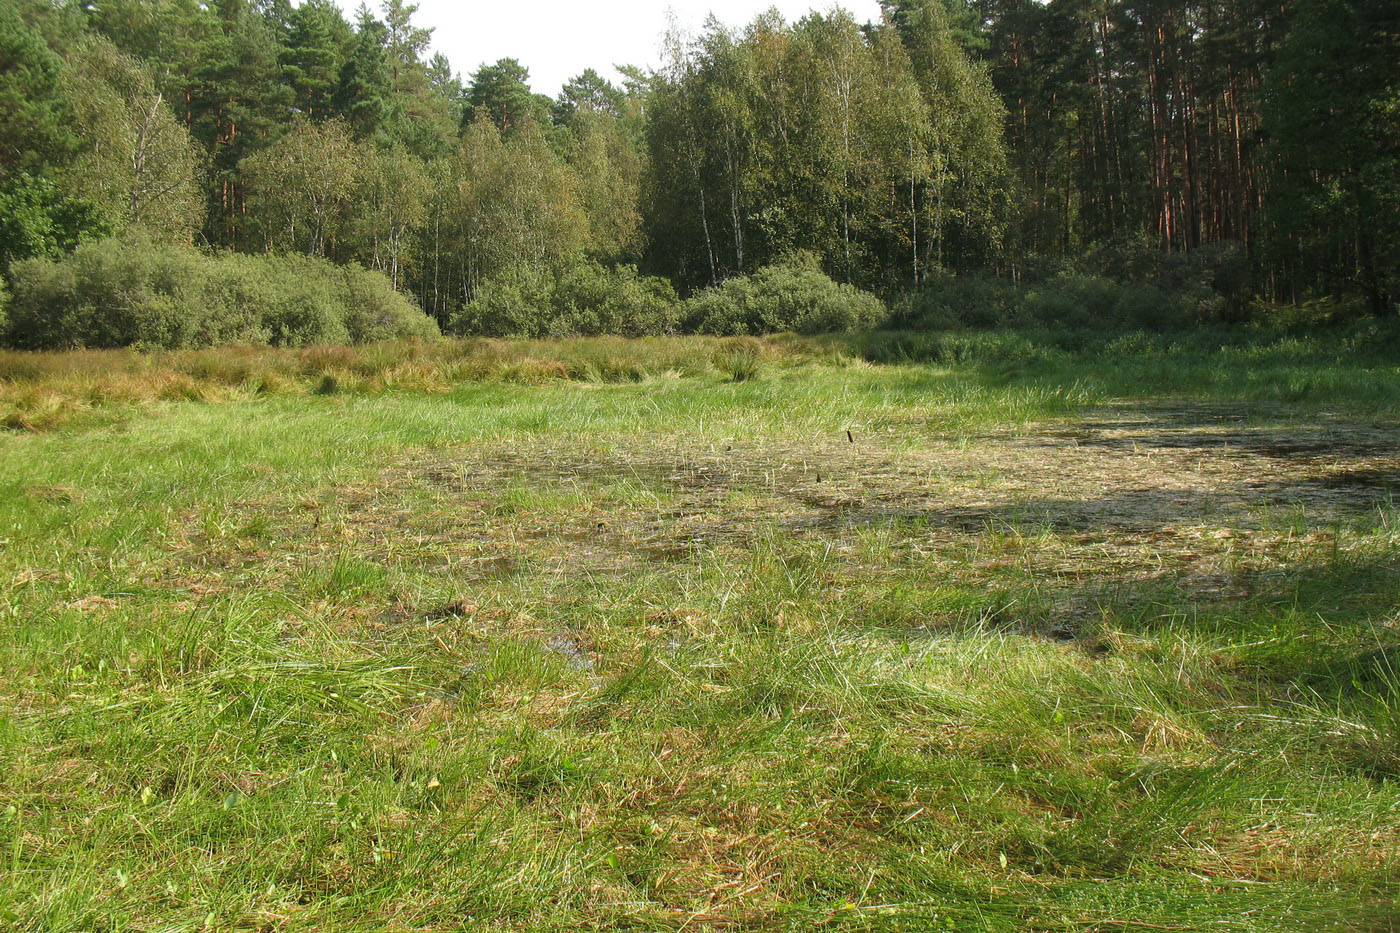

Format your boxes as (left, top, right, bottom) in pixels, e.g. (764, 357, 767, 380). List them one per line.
(336, 1, 885, 97)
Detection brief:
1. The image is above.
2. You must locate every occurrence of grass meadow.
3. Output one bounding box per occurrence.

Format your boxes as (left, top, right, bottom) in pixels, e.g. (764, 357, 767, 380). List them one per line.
(1, 326, 1398, 930)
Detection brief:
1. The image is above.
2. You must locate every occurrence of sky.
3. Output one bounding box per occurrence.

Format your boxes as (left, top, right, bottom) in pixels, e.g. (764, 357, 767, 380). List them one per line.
(336, 1, 886, 98)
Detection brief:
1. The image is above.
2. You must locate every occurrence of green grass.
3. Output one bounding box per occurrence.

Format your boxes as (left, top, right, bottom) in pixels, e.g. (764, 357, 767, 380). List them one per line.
(1, 332, 1398, 930)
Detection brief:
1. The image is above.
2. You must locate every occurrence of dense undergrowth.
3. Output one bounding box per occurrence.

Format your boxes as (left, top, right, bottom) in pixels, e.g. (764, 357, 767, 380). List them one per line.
(7, 231, 1367, 351)
(0, 234, 439, 350)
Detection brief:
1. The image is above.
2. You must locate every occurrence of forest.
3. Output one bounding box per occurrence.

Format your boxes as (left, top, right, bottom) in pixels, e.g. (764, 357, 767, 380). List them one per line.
(1, 0, 1396, 349)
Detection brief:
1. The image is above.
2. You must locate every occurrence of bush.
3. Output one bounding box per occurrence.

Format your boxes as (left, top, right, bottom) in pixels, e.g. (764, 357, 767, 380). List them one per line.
(340, 263, 441, 343)
(195, 253, 275, 346)
(683, 253, 888, 336)
(6, 236, 206, 348)
(1024, 274, 1125, 327)
(452, 260, 680, 338)
(890, 272, 1018, 330)
(891, 257, 1245, 332)
(1, 233, 438, 349)
(206, 252, 347, 347)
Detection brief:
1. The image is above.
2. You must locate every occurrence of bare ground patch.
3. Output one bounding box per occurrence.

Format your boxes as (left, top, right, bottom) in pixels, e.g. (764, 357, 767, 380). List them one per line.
(163, 402, 1400, 635)
(399, 402, 1395, 537)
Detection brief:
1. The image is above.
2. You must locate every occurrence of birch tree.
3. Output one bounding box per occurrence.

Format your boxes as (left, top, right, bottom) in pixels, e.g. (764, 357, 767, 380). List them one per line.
(61, 37, 204, 241)
(243, 116, 358, 256)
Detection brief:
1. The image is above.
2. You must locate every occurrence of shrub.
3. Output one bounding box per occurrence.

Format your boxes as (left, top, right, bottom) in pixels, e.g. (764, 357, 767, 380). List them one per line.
(891, 258, 1245, 332)
(551, 262, 681, 338)
(1024, 274, 1124, 327)
(210, 252, 348, 347)
(449, 269, 548, 338)
(195, 253, 274, 346)
(1, 233, 438, 349)
(683, 253, 888, 336)
(451, 260, 680, 338)
(340, 263, 441, 343)
(888, 272, 1019, 330)
(6, 236, 203, 348)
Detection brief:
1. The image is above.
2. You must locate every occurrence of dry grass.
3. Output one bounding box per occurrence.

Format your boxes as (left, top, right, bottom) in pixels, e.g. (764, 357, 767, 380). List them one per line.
(0, 337, 844, 431)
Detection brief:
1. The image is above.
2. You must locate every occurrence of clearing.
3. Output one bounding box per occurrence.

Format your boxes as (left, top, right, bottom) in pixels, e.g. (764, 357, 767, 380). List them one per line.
(1, 337, 1398, 931)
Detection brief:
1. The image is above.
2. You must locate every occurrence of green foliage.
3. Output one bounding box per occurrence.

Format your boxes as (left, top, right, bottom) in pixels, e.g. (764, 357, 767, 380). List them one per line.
(453, 116, 590, 292)
(5, 232, 206, 349)
(1261, 0, 1400, 314)
(463, 58, 551, 135)
(893, 274, 1103, 330)
(452, 260, 679, 339)
(333, 9, 392, 139)
(565, 108, 644, 262)
(0, 2, 81, 176)
(380, 0, 432, 100)
(2, 233, 437, 350)
(83, 0, 215, 81)
(0, 172, 113, 270)
(893, 244, 1251, 330)
(684, 253, 888, 335)
(553, 68, 624, 123)
(59, 36, 205, 241)
(348, 143, 429, 289)
(187, 0, 294, 245)
(209, 252, 354, 348)
(243, 117, 358, 256)
(0, 0, 1393, 340)
(338, 260, 440, 342)
(646, 8, 1009, 290)
(888, 0, 1011, 270)
(282, 0, 353, 119)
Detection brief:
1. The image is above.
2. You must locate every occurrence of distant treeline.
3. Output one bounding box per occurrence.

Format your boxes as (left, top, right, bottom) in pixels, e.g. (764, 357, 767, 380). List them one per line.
(0, 0, 1395, 349)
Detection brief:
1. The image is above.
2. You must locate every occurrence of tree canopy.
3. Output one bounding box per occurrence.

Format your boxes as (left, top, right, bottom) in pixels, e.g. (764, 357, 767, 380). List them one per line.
(0, 0, 1394, 328)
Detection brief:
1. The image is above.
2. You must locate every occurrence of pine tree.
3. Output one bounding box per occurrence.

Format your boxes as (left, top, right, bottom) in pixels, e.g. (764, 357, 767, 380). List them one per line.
(554, 69, 625, 123)
(283, 0, 352, 119)
(381, 0, 431, 99)
(188, 0, 294, 245)
(463, 59, 551, 135)
(333, 8, 392, 140)
(0, 3, 81, 177)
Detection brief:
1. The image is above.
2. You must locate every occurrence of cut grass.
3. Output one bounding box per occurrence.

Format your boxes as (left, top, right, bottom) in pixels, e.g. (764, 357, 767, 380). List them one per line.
(0, 333, 1397, 930)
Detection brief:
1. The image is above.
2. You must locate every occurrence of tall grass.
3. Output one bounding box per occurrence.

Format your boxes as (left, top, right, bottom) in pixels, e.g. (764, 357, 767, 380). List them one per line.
(4, 320, 1400, 432)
